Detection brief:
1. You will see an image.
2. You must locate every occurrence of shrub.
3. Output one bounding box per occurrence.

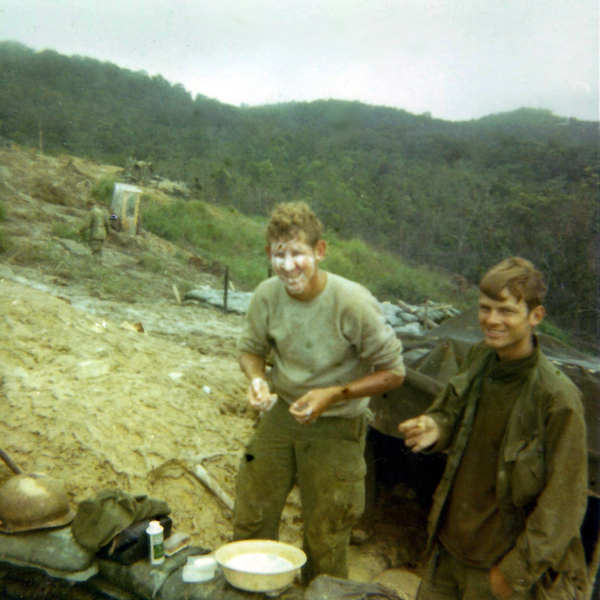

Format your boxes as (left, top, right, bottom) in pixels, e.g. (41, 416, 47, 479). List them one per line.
(0, 229, 10, 253)
(90, 176, 116, 208)
(138, 253, 165, 273)
(51, 222, 80, 240)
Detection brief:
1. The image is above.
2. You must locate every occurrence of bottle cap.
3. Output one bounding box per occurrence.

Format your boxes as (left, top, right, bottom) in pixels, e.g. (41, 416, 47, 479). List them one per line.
(146, 520, 163, 535)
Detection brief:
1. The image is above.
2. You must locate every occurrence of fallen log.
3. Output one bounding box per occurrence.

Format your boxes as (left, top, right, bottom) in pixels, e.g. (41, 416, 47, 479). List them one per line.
(190, 464, 234, 511)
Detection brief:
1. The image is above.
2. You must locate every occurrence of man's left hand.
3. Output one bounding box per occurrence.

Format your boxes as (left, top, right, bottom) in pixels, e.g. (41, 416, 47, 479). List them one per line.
(490, 565, 514, 599)
(289, 388, 338, 424)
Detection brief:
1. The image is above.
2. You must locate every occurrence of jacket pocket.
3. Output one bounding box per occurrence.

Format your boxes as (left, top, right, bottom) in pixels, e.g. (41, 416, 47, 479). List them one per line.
(534, 569, 583, 600)
(506, 435, 545, 507)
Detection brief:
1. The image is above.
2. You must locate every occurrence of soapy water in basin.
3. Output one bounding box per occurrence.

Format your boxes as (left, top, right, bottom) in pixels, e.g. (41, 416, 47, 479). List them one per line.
(225, 552, 294, 574)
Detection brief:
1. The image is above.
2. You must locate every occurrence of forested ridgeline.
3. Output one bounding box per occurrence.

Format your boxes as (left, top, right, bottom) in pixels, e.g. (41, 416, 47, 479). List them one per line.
(0, 41, 598, 347)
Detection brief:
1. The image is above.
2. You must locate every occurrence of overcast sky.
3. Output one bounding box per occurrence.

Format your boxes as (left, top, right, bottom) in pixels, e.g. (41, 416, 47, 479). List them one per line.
(2, 0, 598, 121)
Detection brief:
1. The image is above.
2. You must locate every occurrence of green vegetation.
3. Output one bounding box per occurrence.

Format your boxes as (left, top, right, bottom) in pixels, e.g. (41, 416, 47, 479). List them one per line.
(51, 222, 80, 240)
(90, 176, 116, 207)
(142, 198, 477, 308)
(137, 253, 165, 274)
(323, 235, 476, 307)
(0, 42, 597, 346)
(537, 320, 575, 347)
(143, 199, 272, 288)
(0, 230, 9, 253)
(0, 203, 7, 252)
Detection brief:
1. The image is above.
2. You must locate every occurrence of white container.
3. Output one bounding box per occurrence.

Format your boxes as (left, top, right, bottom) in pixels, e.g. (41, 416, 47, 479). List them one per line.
(146, 520, 165, 565)
(214, 540, 306, 593)
(182, 555, 218, 583)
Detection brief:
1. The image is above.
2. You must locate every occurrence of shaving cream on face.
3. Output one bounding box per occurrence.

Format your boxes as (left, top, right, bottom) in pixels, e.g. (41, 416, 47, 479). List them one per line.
(270, 239, 318, 295)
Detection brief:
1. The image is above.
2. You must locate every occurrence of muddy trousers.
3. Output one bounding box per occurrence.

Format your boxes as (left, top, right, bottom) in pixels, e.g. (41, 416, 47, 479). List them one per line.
(89, 239, 104, 255)
(233, 399, 367, 582)
(417, 546, 534, 600)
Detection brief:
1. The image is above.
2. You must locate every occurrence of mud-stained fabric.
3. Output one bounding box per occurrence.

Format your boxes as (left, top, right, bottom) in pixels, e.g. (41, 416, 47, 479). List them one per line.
(439, 350, 537, 567)
(417, 546, 534, 600)
(423, 341, 589, 598)
(72, 490, 170, 551)
(80, 206, 110, 241)
(233, 399, 367, 581)
(305, 574, 410, 600)
(89, 239, 103, 255)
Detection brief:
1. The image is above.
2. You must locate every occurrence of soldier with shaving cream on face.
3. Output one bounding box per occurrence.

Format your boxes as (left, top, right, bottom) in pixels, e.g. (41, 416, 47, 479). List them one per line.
(234, 201, 405, 582)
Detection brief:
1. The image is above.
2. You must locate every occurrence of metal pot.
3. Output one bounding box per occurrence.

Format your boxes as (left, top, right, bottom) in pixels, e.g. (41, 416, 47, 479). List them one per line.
(214, 540, 306, 593)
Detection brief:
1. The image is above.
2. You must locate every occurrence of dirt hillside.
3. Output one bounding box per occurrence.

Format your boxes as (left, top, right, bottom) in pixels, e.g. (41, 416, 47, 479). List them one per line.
(0, 147, 299, 551)
(0, 147, 423, 589)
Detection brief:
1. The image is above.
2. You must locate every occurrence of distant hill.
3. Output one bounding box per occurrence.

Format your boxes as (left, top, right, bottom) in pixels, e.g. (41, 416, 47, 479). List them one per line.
(0, 41, 598, 346)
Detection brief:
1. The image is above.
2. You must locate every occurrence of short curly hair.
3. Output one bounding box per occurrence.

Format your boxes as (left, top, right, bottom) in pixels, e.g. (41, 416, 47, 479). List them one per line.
(266, 202, 323, 247)
(480, 257, 547, 311)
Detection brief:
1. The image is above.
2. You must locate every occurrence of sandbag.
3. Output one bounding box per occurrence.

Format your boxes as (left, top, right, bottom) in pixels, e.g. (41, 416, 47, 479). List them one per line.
(159, 568, 304, 600)
(97, 546, 201, 599)
(0, 525, 97, 581)
(305, 575, 410, 600)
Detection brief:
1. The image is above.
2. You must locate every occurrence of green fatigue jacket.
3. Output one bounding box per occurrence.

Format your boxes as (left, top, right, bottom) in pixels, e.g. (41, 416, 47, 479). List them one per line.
(425, 341, 589, 599)
(80, 206, 110, 240)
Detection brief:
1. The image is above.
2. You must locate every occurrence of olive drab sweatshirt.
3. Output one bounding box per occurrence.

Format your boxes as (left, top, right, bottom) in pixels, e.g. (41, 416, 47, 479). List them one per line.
(238, 272, 405, 418)
(425, 340, 589, 599)
(80, 206, 110, 240)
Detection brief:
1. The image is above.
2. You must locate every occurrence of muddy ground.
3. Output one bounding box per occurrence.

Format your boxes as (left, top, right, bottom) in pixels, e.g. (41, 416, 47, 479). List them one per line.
(0, 147, 427, 595)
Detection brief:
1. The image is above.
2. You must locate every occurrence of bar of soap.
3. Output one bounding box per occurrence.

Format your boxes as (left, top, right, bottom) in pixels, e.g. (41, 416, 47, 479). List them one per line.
(182, 556, 218, 583)
(164, 532, 191, 556)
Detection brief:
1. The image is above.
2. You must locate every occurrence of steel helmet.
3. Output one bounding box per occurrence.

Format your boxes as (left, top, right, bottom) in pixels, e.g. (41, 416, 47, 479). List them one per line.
(0, 473, 75, 533)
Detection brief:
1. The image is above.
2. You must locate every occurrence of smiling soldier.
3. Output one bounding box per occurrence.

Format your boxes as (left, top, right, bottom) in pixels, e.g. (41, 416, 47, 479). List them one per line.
(399, 257, 589, 600)
(234, 201, 405, 582)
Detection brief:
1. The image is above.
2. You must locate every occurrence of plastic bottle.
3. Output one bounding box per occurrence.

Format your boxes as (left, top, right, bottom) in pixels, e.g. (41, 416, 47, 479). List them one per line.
(146, 520, 165, 565)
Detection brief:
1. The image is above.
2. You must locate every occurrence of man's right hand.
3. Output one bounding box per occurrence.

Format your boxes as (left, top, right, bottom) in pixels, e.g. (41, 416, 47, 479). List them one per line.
(248, 377, 278, 412)
(398, 415, 440, 452)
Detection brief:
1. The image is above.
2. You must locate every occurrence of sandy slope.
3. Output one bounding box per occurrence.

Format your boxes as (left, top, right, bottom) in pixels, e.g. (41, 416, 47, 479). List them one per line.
(0, 147, 423, 591)
(0, 147, 305, 551)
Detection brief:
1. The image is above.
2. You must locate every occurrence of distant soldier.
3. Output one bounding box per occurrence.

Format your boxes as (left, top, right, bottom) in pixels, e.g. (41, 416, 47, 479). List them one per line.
(79, 199, 110, 256)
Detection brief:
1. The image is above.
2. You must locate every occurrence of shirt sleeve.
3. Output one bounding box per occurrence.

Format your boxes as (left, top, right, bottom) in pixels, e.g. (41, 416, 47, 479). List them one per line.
(237, 285, 271, 357)
(424, 344, 483, 452)
(340, 288, 405, 377)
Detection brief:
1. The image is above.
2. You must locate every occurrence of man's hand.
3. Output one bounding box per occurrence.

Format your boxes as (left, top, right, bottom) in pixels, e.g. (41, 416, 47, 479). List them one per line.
(490, 565, 514, 599)
(289, 388, 338, 424)
(247, 377, 278, 412)
(398, 415, 440, 452)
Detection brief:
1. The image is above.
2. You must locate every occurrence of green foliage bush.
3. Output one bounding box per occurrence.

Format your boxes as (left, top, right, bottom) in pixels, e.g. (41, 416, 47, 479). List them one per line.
(0, 229, 10, 253)
(138, 253, 165, 273)
(51, 222, 80, 240)
(140, 197, 474, 306)
(323, 236, 476, 308)
(90, 177, 116, 207)
(0, 203, 7, 222)
(142, 199, 268, 288)
(8, 240, 63, 266)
